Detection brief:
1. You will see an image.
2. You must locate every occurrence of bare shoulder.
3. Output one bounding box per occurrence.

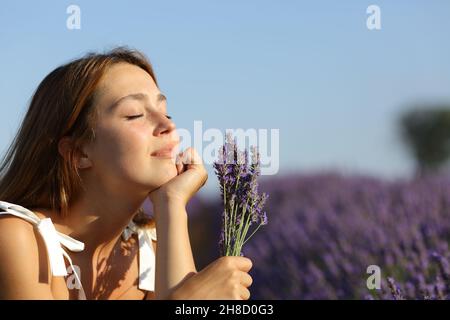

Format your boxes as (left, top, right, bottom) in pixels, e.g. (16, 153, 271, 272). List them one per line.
(0, 214, 37, 240)
(0, 215, 54, 299)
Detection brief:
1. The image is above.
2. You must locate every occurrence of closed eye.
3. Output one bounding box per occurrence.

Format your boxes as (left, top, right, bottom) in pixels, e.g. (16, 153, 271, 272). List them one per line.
(126, 114, 144, 120)
(126, 114, 172, 120)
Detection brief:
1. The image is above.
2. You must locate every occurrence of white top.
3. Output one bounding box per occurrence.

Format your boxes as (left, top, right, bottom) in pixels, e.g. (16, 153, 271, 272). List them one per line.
(0, 200, 157, 299)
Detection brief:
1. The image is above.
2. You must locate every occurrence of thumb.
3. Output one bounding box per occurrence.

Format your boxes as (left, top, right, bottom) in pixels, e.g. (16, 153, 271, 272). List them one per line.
(178, 147, 203, 170)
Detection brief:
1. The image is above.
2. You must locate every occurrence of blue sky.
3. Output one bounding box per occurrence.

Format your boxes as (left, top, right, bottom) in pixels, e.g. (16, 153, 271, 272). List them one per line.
(1, 1, 449, 196)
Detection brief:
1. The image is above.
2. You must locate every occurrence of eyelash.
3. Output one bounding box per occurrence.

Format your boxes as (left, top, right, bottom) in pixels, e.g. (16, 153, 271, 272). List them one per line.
(126, 114, 172, 120)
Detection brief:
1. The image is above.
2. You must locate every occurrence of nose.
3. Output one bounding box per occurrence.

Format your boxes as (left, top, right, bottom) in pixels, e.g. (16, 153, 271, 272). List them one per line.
(153, 112, 176, 136)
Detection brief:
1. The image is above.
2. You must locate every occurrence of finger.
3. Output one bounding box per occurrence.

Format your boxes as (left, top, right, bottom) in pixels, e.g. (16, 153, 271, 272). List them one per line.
(175, 151, 183, 165)
(234, 257, 253, 272)
(175, 153, 184, 174)
(240, 272, 253, 288)
(240, 287, 251, 300)
(181, 147, 203, 166)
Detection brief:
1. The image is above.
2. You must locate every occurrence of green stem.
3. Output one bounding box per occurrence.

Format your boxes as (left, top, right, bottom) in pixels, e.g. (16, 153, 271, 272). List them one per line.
(226, 196, 234, 255)
(230, 175, 240, 239)
(233, 198, 250, 255)
(228, 202, 238, 255)
(227, 175, 242, 255)
(234, 201, 255, 253)
(242, 222, 263, 247)
(223, 183, 229, 256)
(236, 209, 253, 255)
(232, 199, 249, 256)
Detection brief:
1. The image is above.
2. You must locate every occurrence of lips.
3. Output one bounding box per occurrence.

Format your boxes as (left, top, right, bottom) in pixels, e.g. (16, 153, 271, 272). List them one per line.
(151, 140, 180, 158)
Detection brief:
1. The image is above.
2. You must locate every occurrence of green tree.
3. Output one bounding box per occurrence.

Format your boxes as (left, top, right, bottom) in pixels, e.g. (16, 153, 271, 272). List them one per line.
(400, 107, 450, 175)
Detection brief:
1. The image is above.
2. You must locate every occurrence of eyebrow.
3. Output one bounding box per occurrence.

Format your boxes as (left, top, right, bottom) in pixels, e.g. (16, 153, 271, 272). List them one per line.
(108, 92, 167, 113)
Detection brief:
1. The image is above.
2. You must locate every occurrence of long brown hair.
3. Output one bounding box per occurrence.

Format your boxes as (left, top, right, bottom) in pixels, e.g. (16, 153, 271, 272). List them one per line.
(0, 47, 157, 227)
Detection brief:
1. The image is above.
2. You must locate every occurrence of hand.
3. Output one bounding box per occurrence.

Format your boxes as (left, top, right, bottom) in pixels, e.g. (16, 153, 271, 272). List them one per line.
(148, 147, 208, 208)
(170, 256, 254, 300)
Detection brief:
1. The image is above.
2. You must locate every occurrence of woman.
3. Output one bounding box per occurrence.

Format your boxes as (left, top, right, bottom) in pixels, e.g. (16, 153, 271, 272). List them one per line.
(0, 47, 253, 300)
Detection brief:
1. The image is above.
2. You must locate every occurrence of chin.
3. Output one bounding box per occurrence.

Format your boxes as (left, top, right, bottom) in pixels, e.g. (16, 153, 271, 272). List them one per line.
(144, 159, 177, 189)
(156, 164, 178, 183)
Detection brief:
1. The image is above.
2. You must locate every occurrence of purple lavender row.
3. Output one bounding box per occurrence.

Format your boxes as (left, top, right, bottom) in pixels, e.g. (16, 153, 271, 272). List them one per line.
(237, 172, 450, 299)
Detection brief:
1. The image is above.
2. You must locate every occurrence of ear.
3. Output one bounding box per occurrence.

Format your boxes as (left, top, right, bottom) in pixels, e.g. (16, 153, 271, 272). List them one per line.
(58, 136, 93, 169)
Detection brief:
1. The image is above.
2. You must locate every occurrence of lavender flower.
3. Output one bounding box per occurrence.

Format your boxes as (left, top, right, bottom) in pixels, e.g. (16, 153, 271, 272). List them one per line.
(213, 133, 269, 257)
(387, 277, 404, 300)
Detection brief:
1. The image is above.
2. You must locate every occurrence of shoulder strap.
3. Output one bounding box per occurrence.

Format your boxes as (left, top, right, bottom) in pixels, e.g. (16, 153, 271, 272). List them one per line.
(0, 200, 86, 299)
(0, 200, 41, 225)
(122, 220, 157, 292)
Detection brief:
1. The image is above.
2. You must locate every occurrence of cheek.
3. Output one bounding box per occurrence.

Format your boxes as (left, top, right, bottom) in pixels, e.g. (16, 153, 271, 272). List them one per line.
(92, 124, 178, 187)
(94, 126, 149, 167)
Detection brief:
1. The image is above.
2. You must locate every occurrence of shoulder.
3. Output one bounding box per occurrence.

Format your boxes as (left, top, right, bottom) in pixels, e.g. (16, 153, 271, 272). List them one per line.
(0, 213, 37, 241)
(0, 215, 53, 299)
(0, 215, 42, 257)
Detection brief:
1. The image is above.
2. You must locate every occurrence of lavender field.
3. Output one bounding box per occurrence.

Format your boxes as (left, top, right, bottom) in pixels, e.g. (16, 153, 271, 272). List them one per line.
(188, 173, 450, 300)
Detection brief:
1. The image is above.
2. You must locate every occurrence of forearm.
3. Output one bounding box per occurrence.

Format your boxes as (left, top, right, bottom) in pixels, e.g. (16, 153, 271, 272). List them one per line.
(153, 201, 197, 299)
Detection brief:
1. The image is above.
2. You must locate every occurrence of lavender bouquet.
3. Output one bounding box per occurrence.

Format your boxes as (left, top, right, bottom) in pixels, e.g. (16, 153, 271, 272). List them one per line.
(213, 133, 269, 257)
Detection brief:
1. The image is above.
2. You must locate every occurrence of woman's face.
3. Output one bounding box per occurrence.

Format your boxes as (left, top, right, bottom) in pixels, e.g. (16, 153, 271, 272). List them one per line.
(81, 62, 180, 194)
